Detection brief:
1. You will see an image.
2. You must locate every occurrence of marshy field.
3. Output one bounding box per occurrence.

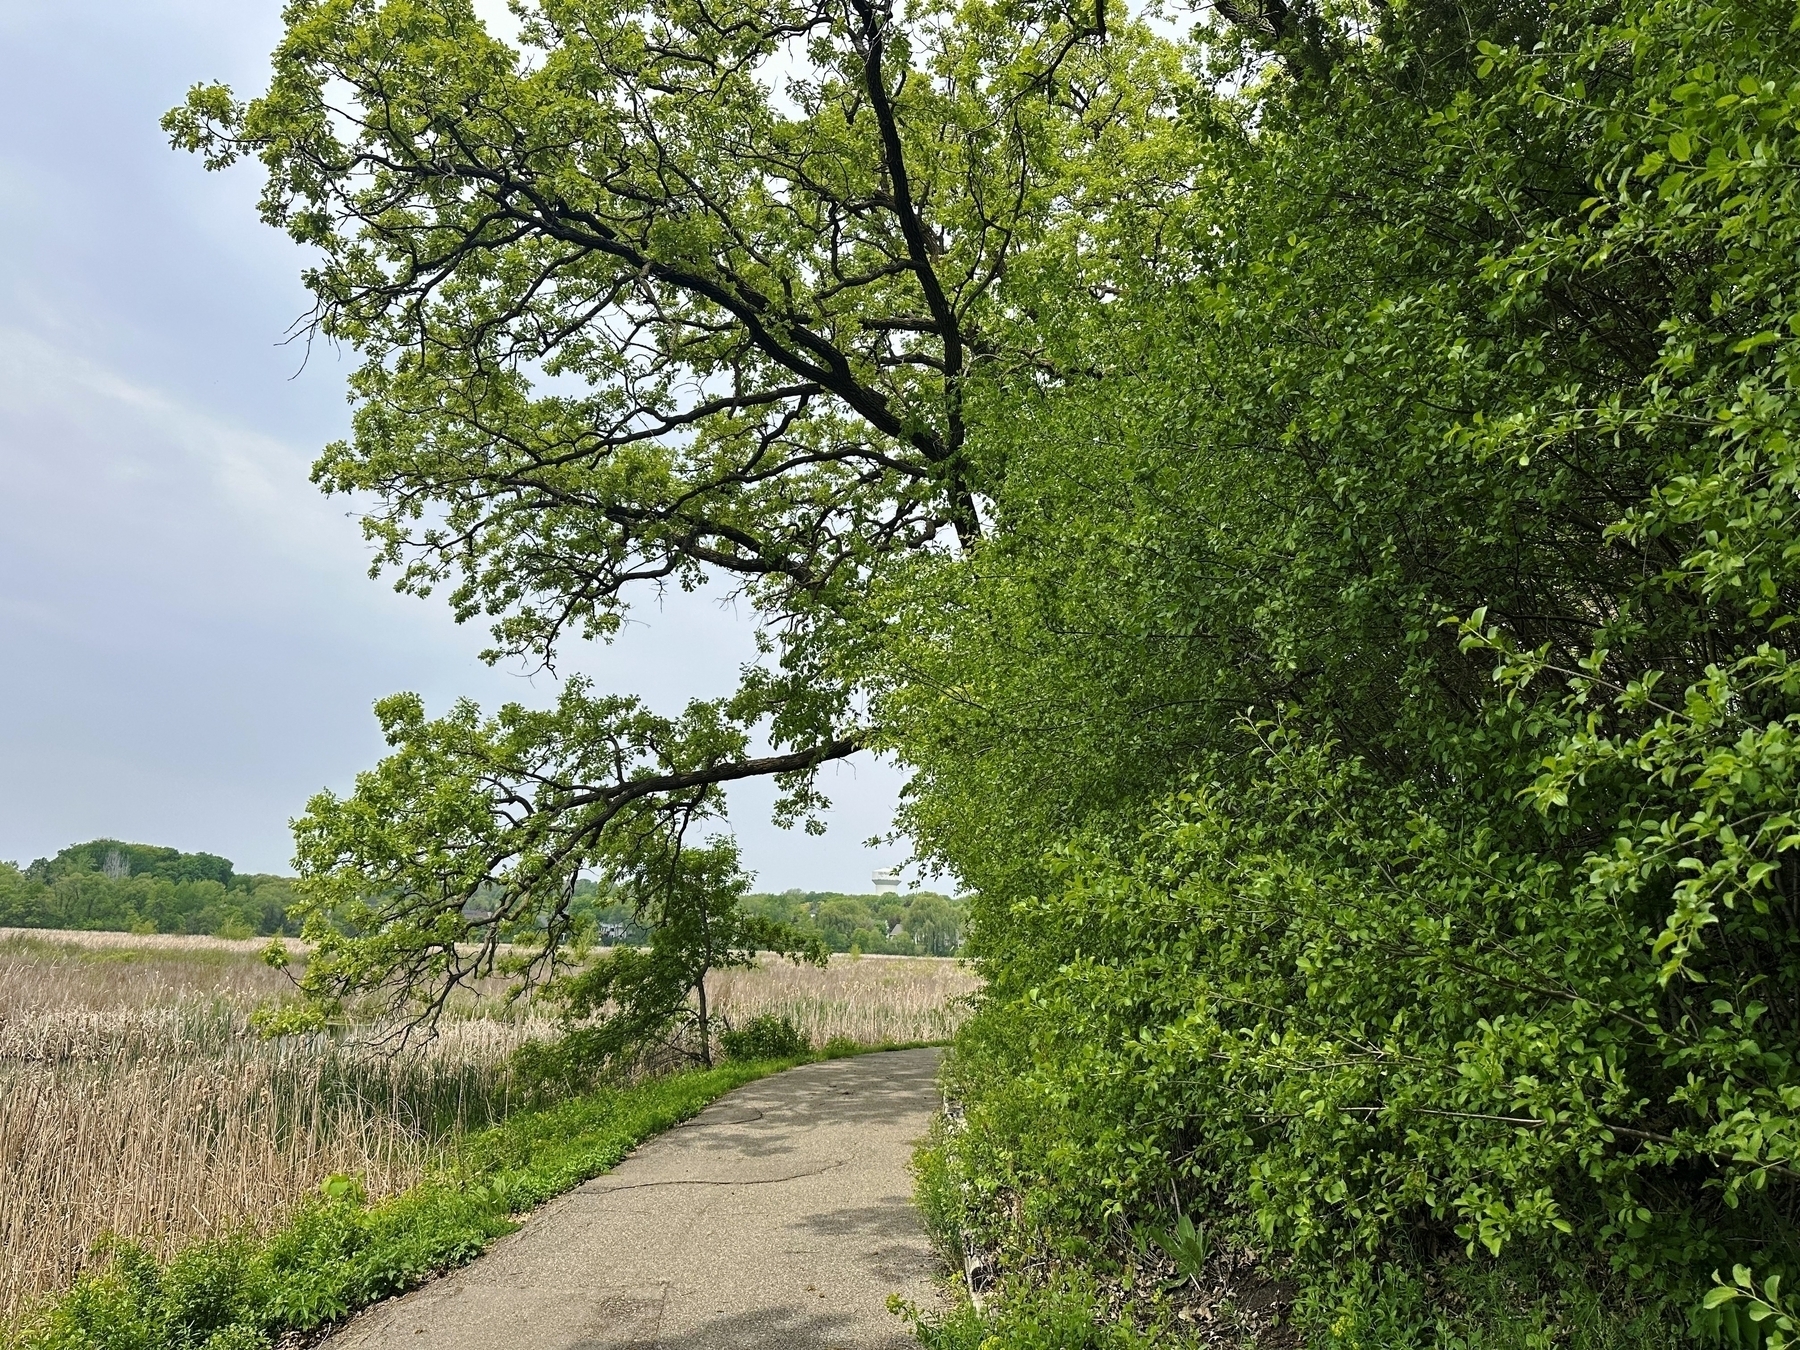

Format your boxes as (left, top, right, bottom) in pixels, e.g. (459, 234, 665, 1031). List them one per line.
(0, 928, 977, 1323)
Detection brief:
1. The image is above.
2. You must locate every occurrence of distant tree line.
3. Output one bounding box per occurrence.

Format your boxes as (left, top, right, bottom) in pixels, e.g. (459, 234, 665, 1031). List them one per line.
(0, 840, 300, 938)
(0, 842, 962, 956)
(742, 890, 963, 957)
(569, 881, 964, 958)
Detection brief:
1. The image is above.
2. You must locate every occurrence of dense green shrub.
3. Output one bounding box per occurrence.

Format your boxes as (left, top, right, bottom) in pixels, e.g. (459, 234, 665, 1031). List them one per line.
(719, 1014, 809, 1062)
(895, 0, 1800, 1334)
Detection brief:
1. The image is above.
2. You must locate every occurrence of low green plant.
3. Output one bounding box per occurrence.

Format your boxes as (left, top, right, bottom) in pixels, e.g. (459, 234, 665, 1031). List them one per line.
(718, 1014, 809, 1062)
(901, 1275, 1166, 1349)
(1698, 1267, 1800, 1349)
(911, 1118, 969, 1270)
(1290, 1259, 1686, 1350)
(1146, 1213, 1209, 1292)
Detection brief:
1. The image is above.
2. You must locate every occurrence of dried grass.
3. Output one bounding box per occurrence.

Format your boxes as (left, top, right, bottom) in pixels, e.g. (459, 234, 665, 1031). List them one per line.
(0, 931, 543, 1322)
(0, 930, 976, 1322)
(707, 952, 979, 1047)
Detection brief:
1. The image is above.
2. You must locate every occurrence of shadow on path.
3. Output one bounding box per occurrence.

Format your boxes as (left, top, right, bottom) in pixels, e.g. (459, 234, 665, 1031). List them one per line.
(326, 1049, 945, 1350)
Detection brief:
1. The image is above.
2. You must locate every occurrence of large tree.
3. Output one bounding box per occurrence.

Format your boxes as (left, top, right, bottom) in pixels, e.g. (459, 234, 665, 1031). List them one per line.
(166, 0, 1182, 1011)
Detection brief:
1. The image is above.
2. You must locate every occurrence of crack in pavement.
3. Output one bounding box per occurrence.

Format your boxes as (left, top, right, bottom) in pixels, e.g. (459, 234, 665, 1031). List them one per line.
(583, 1161, 848, 1195)
(681, 1107, 765, 1125)
(648, 1281, 668, 1348)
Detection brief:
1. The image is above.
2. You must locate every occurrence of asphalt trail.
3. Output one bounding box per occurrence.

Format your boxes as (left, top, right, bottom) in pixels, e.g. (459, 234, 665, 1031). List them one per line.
(326, 1048, 945, 1350)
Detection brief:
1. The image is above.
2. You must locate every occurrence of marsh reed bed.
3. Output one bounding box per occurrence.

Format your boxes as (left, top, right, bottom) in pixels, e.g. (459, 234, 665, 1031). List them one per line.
(0, 930, 975, 1323)
(0, 931, 547, 1323)
(707, 952, 979, 1047)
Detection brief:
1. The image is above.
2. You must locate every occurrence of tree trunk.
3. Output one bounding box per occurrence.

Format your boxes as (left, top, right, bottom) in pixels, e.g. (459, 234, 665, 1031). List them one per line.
(696, 973, 712, 1068)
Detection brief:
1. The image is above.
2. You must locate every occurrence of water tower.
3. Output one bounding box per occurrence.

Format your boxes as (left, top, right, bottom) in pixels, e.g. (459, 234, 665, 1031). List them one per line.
(871, 869, 902, 895)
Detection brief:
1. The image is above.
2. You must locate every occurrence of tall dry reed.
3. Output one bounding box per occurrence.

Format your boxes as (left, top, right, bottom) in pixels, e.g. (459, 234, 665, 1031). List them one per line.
(0, 932, 549, 1322)
(707, 953, 979, 1046)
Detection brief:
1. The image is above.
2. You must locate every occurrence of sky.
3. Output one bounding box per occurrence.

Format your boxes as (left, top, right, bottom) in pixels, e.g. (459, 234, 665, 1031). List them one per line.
(0, 0, 909, 888)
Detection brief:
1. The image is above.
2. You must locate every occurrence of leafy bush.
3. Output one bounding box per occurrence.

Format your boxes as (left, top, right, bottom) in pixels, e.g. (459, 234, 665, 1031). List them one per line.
(896, 0, 1800, 1335)
(719, 1015, 809, 1062)
(505, 1031, 609, 1108)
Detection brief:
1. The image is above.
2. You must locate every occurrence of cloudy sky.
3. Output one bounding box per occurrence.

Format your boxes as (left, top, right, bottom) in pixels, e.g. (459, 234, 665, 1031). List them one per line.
(0, 0, 907, 887)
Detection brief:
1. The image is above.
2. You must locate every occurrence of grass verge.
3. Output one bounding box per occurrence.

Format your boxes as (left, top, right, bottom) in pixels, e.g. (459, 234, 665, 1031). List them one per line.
(5, 1057, 801, 1350)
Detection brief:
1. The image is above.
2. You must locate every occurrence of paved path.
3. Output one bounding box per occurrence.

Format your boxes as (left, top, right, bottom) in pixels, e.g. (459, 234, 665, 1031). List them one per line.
(328, 1049, 945, 1350)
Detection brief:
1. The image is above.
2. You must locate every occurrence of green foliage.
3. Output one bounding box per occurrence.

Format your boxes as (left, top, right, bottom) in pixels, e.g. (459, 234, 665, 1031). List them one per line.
(911, 1116, 967, 1270)
(0, 843, 298, 938)
(48, 841, 234, 886)
(9, 1063, 779, 1350)
(893, 0, 1800, 1335)
(720, 1014, 810, 1062)
(1289, 1260, 1686, 1350)
(565, 877, 646, 946)
(283, 682, 841, 1034)
(1698, 1266, 1800, 1349)
(164, 0, 1166, 1030)
(1145, 1215, 1209, 1293)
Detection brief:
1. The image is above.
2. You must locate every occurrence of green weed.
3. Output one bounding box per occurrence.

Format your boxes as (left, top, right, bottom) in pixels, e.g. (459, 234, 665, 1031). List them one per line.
(719, 1014, 809, 1061)
(903, 1274, 1166, 1350)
